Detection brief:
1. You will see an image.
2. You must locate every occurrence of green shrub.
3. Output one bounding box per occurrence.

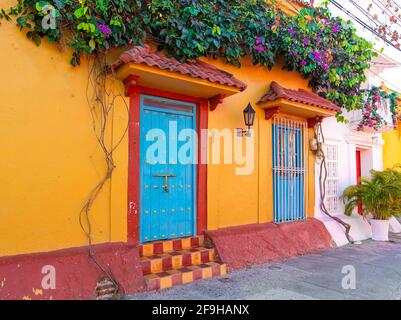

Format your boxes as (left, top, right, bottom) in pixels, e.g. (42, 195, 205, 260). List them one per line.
(342, 166, 401, 220)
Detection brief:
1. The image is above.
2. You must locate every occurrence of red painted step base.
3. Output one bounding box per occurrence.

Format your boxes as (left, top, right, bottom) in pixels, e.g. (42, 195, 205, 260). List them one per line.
(145, 262, 226, 291)
(206, 219, 335, 270)
(0, 243, 144, 300)
(139, 236, 227, 291)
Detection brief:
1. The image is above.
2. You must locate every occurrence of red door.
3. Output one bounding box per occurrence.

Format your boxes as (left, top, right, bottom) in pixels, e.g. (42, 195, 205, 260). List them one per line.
(356, 150, 362, 214)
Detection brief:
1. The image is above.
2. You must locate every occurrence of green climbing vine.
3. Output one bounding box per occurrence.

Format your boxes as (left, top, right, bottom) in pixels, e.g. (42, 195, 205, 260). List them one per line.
(0, 0, 378, 115)
(278, 6, 375, 114)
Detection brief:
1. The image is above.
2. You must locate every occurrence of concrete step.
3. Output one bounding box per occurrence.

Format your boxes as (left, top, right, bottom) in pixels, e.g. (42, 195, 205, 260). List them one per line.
(144, 262, 227, 291)
(139, 235, 205, 257)
(141, 247, 216, 275)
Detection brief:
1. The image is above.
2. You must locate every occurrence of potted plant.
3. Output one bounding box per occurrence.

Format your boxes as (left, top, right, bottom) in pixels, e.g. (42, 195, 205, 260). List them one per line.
(342, 168, 401, 241)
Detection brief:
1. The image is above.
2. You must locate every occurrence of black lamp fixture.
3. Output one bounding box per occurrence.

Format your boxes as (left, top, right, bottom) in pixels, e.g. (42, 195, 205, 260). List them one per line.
(237, 102, 256, 137)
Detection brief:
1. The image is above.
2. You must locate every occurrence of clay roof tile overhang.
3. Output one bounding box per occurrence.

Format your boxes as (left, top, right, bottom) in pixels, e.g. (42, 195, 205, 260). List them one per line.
(257, 81, 340, 124)
(112, 46, 247, 108)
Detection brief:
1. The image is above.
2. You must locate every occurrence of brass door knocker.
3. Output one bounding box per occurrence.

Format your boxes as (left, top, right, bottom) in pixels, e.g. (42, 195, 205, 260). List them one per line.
(154, 174, 177, 193)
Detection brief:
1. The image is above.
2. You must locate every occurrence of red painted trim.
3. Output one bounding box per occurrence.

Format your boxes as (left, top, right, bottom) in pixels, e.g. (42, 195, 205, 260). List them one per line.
(356, 150, 362, 214)
(264, 107, 281, 120)
(127, 86, 141, 244)
(135, 86, 201, 104)
(127, 85, 208, 245)
(197, 98, 208, 234)
(356, 150, 361, 184)
(123, 75, 140, 96)
(209, 94, 226, 111)
(307, 116, 324, 128)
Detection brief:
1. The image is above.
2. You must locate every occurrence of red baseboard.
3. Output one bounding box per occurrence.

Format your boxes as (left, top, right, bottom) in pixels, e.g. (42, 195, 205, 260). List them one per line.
(206, 219, 335, 270)
(0, 243, 145, 300)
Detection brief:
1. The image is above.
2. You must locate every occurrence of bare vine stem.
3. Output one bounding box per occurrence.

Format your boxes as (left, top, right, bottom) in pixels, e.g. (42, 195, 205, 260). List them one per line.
(315, 122, 353, 244)
(79, 53, 130, 298)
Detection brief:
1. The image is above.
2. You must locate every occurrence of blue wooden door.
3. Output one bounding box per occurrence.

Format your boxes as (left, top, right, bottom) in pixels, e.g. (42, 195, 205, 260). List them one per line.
(140, 95, 196, 243)
(272, 119, 306, 223)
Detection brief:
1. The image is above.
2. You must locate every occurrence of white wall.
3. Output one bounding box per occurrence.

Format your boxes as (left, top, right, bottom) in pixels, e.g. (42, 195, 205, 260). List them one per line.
(314, 116, 384, 246)
(315, 116, 384, 218)
(311, 40, 399, 245)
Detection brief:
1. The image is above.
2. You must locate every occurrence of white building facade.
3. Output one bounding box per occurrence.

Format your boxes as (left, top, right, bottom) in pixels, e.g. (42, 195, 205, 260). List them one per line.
(314, 53, 401, 246)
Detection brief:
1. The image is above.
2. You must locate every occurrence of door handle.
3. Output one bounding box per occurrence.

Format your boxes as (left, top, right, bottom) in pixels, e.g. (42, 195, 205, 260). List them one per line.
(154, 174, 177, 193)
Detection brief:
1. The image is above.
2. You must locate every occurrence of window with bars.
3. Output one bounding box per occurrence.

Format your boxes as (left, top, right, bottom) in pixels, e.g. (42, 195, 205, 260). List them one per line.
(272, 117, 308, 223)
(324, 144, 340, 214)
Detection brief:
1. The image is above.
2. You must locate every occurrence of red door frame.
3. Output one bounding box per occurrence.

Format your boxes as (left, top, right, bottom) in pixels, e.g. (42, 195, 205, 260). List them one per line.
(126, 84, 208, 245)
(356, 150, 362, 214)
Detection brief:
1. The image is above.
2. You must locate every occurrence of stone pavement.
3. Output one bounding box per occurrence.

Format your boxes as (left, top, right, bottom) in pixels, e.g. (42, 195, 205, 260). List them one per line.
(129, 234, 401, 300)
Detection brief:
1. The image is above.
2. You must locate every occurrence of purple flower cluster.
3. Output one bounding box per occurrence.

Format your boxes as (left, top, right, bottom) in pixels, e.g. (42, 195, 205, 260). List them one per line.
(283, 22, 343, 73)
(256, 45, 265, 53)
(312, 51, 321, 61)
(255, 36, 269, 53)
(97, 23, 111, 38)
(290, 48, 331, 71)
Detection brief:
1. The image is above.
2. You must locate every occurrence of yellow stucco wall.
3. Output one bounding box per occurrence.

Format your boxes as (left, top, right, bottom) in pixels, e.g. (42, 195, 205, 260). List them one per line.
(382, 84, 401, 170)
(383, 122, 401, 169)
(0, 0, 316, 256)
(0, 5, 129, 256)
(204, 57, 314, 230)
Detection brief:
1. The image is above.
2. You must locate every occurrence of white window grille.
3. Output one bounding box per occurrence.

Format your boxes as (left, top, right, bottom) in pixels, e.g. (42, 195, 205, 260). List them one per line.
(272, 117, 308, 223)
(324, 144, 340, 214)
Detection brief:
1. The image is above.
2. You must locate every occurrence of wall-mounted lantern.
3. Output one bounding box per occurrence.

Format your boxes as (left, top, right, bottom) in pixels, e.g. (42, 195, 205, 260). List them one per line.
(372, 134, 380, 144)
(237, 102, 256, 137)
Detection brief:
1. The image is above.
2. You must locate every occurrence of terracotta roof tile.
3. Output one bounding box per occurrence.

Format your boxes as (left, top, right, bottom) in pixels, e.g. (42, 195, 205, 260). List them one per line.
(257, 81, 340, 112)
(288, 0, 315, 9)
(112, 46, 247, 91)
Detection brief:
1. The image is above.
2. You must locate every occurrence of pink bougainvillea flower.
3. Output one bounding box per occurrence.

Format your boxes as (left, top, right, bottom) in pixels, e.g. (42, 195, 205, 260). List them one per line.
(312, 51, 321, 61)
(256, 45, 265, 53)
(256, 36, 263, 44)
(332, 23, 340, 32)
(97, 23, 111, 38)
(303, 38, 309, 45)
(301, 60, 307, 66)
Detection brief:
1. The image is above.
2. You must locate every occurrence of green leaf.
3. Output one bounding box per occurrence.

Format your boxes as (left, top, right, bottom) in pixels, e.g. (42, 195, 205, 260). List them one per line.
(89, 39, 96, 51)
(74, 7, 87, 19)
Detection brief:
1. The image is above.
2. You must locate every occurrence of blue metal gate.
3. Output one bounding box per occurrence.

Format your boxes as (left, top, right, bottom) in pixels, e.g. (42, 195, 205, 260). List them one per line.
(272, 117, 308, 223)
(139, 95, 196, 243)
